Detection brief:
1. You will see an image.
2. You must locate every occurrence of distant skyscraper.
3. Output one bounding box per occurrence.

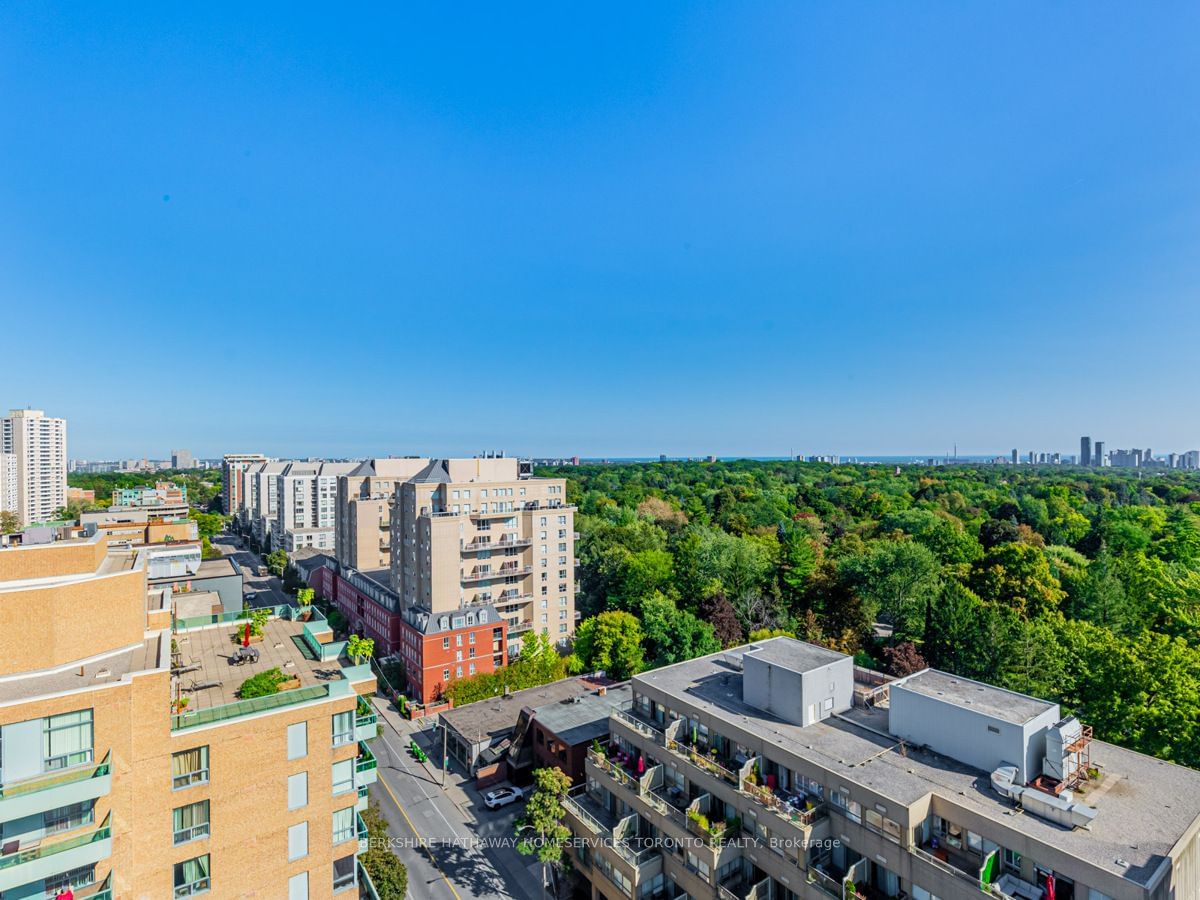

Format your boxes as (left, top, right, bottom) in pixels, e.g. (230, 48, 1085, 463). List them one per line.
(1, 408, 68, 526)
(171, 448, 194, 469)
(1080, 436, 1092, 468)
(1094, 441, 1105, 466)
(1011, 448, 1018, 465)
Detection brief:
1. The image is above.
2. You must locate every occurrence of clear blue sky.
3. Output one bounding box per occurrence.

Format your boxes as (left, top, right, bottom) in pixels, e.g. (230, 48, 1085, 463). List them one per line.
(3, 3, 1199, 459)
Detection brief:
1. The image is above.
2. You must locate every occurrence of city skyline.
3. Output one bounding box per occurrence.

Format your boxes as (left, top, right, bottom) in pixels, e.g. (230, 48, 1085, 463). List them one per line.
(4, 3, 1200, 457)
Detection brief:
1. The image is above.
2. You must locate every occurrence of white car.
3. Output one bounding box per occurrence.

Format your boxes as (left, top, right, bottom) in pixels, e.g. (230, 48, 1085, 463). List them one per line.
(483, 786, 524, 810)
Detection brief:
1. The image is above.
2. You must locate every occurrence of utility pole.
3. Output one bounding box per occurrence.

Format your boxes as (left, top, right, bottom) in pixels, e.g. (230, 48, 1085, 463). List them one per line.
(441, 724, 448, 787)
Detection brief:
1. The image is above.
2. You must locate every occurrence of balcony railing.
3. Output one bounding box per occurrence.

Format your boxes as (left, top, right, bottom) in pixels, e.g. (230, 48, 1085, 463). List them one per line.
(462, 565, 532, 583)
(463, 536, 532, 552)
(356, 696, 378, 729)
(356, 741, 378, 774)
(0, 815, 111, 873)
(172, 684, 331, 731)
(563, 786, 610, 835)
(612, 706, 666, 744)
(0, 756, 111, 801)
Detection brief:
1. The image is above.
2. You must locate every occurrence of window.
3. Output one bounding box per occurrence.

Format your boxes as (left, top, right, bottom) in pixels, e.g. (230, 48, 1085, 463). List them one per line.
(173, 800, 211, 845)
(333, 855, 357, 892)
(43, 866, 95, 894)
(289, 871, 309, 900)
(174, 854, 211, 897)
(288, 772, 309, 810)
(333, 806, 356, 844)
(44, 709, 93, 769)
(45, 800, 95, 834)
(288, 821, 309, 861)
(287, 722, 308, 760)
(332, 758, 354, 795)
(173, 746, 209, 790)
(332, 711, 354, 747)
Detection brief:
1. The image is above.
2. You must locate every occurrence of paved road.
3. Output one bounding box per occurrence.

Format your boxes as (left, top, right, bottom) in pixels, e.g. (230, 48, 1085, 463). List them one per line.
(211, 535, 290, 608)
(365, 698, 546, 900)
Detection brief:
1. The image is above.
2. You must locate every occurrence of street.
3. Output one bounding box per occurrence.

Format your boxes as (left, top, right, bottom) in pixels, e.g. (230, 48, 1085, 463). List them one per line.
(211, 534, 291, 608)
(365, 696, 547, 900)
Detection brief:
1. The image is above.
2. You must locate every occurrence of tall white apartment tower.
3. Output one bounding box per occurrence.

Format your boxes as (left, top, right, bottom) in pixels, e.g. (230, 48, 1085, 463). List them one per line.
(0, 408, 68, 526)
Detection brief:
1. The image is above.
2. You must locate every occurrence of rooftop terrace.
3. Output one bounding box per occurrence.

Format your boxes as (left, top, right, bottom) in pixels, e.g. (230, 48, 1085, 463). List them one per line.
(634, 648, 1200, 886)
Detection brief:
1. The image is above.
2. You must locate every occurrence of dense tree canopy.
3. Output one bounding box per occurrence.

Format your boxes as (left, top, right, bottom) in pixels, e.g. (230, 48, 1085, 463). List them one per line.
(547, 459, 1200, 768)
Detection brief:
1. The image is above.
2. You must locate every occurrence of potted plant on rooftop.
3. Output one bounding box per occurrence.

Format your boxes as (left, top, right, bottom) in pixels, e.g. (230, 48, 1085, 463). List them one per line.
(348, 634, 375, 666)
(296, 587, 315, 622)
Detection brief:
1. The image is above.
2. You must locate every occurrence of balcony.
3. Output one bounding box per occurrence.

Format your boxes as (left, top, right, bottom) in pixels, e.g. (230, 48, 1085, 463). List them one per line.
(357, 784, 370, 812)
(507, 620, 533, 635)
(355, 697, 378, 742)
(356, 741, 378, 786)
(0, 815, 113, 893)
(0, 754, 112, 822)
(359, 860, 381, 900)
(495, 592, 534, 607)
(357, 812, 370, 853)
(461, 565, 532, 583)
(463, 536, 532, 552)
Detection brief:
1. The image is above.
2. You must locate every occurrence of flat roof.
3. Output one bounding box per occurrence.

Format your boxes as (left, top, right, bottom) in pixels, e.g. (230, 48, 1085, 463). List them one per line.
(894, 668, 1056, 725)
(533, 684, 633, 747)
(441, 676, 606, 745)
(634, 650, 1200, 885)
(172, 617, 349, 712)
(0, 637, 162, 706)
(743, 636, 847, 672)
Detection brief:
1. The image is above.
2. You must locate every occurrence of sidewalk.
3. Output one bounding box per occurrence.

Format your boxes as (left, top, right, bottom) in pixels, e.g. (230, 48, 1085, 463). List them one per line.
(369, 695, 546, 900)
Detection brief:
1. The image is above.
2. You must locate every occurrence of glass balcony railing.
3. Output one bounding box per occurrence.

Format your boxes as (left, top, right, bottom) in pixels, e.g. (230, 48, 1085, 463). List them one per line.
(0, 756, 110, 801)
(356, 696, 378, 729)
(356, 741, 378, 774)
(172, 684, 330, 731)
(0, 815, 111, 873)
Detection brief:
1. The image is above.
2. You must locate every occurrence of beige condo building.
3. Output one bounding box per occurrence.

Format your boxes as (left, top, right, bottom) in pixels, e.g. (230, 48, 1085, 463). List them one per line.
(0, 532, 379, 899)
(1, 409, 68, 527)
(335, 459, 431, 573)
(388, 457, 577, 651)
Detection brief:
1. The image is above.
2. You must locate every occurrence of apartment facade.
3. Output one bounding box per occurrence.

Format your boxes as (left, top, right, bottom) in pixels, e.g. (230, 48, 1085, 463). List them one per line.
(275, 462, 360, 553)
(0, 532, 379, 899)
(111, 482, 187, 508)
(563, 637, 1200, 900)
(335, 458, 431, 573)
(221, 453, 267, 517)
(1, 408, 68, 526)
(389, 457, 576, 653)
(0, 453, 17, 521)
(240, 460, 289, 546)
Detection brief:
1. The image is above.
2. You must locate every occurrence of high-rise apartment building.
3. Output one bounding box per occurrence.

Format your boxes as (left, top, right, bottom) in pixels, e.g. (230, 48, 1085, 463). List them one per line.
(565, 636, 1200, 900)
(1093, 440, 1106, 467)
(275, 461, 360, 552)
(1, 408, 68, 526)
(0, 531, 378, 898)
(221, 453, 268, 516)
(335, 458, 431, 573)
(0, 453, 17, 521)
(1079, 436, 1091, 468)
(389, 457, 576, 652)
(239, 460, 290, 545)
(171, 448, 195, 469)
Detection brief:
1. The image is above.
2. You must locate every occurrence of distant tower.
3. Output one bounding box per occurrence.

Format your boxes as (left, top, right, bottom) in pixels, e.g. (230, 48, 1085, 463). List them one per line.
(1080, 436, 1092, 468)
(1094, 441, 1105, 467)
(1011, 449, 1019, 465)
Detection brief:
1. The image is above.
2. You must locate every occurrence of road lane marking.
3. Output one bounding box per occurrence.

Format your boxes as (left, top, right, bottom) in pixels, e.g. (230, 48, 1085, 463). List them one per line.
(376, 760, 463, 900)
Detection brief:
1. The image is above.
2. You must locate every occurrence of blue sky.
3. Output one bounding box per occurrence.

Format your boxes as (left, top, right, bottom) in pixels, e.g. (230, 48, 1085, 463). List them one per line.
(3, 3, 1199, 459)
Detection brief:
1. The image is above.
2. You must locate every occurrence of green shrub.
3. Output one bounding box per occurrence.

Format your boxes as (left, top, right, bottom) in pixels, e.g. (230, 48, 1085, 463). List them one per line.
(239, 667, 288, 699)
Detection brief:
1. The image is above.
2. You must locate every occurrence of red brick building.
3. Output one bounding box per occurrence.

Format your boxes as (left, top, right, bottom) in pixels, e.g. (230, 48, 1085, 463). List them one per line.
(297, 553, 507, 705)
(397, 605, 508, 705)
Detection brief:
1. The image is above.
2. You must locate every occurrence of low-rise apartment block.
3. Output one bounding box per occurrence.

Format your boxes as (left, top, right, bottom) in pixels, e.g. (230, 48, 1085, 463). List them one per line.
(110, 481, 187, 508)
(389, 457, 577, 654)
(564, 637, 1200, 900)
(0, 530, 379, 898)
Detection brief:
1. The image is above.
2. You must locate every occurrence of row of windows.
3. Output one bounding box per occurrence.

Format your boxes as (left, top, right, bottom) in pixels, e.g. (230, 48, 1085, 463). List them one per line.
(172, 852, 359, 898)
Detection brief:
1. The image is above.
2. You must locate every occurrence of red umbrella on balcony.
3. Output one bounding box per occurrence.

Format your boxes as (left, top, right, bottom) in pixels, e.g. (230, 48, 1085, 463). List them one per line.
(1044, 874, 1056, 900)
(243, 622, 251, 648)
(637, 755, 645, 775)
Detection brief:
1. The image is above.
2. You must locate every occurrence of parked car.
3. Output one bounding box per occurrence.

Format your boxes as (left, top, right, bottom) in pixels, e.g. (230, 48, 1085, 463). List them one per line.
(256, 565, 268, 577)
(483, 786, 524, 810)
(244, 592, 257, 602)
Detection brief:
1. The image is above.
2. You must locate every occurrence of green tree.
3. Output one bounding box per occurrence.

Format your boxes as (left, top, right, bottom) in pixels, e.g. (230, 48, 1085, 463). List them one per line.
(968, 542, 1065, 618)
(838, 541, 941, 637)
(516, 767, 574, 898)
(640, 592, 721, 667)
(361, 803, 408, 898)
(0, 511, 19, 534)
(573, 611, 645, 679)
(265, 549, 289, 576)
(348, 634, 375, 664)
